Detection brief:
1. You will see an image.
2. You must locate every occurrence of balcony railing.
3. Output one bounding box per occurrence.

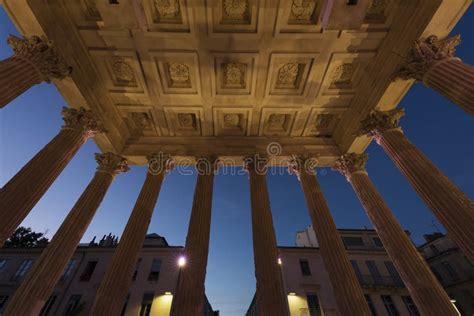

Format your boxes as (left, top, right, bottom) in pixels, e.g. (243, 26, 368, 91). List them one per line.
(359, 275, 404, 288)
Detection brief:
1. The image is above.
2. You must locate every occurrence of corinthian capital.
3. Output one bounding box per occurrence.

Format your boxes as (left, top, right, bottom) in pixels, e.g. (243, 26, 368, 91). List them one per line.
(95, 152, 129, 175)
(243, 154, 269, 175)
(196, 156, 220, 175)
(288, 156, 319, 179)
(61, 107, 106, 138)
(358, 108, 405, 137)
(395, 35, 461, 81)
(7, 35, 72, 82)
(333, 153, 368, 180)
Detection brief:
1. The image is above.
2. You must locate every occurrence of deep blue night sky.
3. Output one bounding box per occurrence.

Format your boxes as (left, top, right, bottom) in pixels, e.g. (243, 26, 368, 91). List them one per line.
(1, 5, 473, 315)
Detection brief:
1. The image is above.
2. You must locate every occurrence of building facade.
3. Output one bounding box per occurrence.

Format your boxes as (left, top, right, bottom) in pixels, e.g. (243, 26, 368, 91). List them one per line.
(293, 227, 422, 316)
(248, 227, 422, 316)
(418, 233, 474, 316)
(0, 234, 218, 316)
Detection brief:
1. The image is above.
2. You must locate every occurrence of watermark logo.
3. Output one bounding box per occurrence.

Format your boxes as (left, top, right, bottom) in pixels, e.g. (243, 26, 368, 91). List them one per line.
(145, 141, 329, 176)
(266, 142, 282, 156)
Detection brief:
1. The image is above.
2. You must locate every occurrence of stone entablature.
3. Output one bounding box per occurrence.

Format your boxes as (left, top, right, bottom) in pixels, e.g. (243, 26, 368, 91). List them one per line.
(0, 0, 470, 165)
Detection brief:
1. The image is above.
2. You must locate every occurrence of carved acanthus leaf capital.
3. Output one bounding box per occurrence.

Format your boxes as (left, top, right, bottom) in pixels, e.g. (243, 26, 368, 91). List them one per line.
(147, 153, 174, 175)
(95, 152, 129, 175)
(7, 35, 72, 82)
(395, 35, 461, 81)
(333, 153, 368, 180)
(196, 155, 220, 175)
(358, 108, 405, 137)
(61, 107, 106, 138)
(288, 155, 319, 179)
(243, 154, 269, 175)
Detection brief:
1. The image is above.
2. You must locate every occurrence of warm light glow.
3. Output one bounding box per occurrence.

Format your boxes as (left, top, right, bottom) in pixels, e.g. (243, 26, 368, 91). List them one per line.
(278, 258, 282, 265)
(288, 292, 296, 296)
(178, 256, 186, 267)
(164, 291, 172, 295)
(450, 300, 461, 316)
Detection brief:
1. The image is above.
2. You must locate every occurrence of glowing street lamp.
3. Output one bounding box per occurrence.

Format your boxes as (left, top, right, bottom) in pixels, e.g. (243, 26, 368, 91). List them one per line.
(277, 258, 282, 265)
(178, 256, 186, 267)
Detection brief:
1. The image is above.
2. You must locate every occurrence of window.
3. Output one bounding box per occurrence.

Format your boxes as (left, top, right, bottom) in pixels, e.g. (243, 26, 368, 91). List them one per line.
(133, 258, 142, 281)
(61, 259, 77, 281)
(39, 295, 57, 316)
(299, 259, 311, 276)
(366, 261, 382, 285)
(441, 261, 459, 281)
(139, 292, 154, 316)
(148, 259, 162, 281)
(343, 237, 364, 247)
(384, 261, 403, 286)
(64, 295, 81, 315)
(0, 295, 9, 310)
(350, 260, 363, 282)
(0, 259, 7, 271)
(365, 295, 377, 316)
(402, 296, 420, 316)
(79, 261, 97, 281)
(381, 295, 399, 316)
(13, 259, 33, 281)
(306, 294, 321, 316)
(373, 237, 383, 248)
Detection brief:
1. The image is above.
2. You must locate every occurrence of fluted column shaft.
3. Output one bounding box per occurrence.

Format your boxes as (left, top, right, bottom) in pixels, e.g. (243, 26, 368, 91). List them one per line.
(299, 171, 370, 316)
(348, 170, 458, 315)
(424, 58, 474, 115)
(0, 107, 103, 247)
(0, 129, 86, 245)
(378, 128, 474, 259)
(2, 160, 124, 316)
(90, 170, 165, 316)
(396, 35, 473, 115)
(0, 56, 43, 107)
(170, 167, 215, 316)
(0, 35, 71, 108)
(247, 164, 289, 316)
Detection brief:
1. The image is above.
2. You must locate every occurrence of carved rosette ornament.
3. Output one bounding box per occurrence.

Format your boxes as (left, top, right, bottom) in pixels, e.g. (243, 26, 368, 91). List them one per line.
(61, 107, 106, 138)
(358, 108, 405, 141)
(224, 0, 248, 19)
(95, 153, 129, 175)
(291, 0, 316, 20)
(277, 63, 300, 86)
(396, 35, 461, 82)
(154, 0, 181, 19)
(7, 35, 72, 82)
(333, 153, 368, 181)
(147, 153, 174, 175)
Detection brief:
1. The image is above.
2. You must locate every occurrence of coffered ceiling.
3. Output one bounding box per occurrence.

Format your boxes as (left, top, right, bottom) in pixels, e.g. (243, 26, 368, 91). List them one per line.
(1, 0, 470, 165)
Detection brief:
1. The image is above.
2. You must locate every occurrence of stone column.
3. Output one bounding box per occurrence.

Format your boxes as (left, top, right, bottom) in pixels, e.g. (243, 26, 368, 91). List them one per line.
(2, 153, 128, 316)
(0, 107, 104, 246)
(0, 35, 71, 108)
(289, 157, 371, 316)
(334, 153, 458, 316)
(396, 35, 473, 115)
(244, 155, 289, 316)
(359, 109, 474, 259)
(170, 157, 217, 316)
(90, 154, 172, 316)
